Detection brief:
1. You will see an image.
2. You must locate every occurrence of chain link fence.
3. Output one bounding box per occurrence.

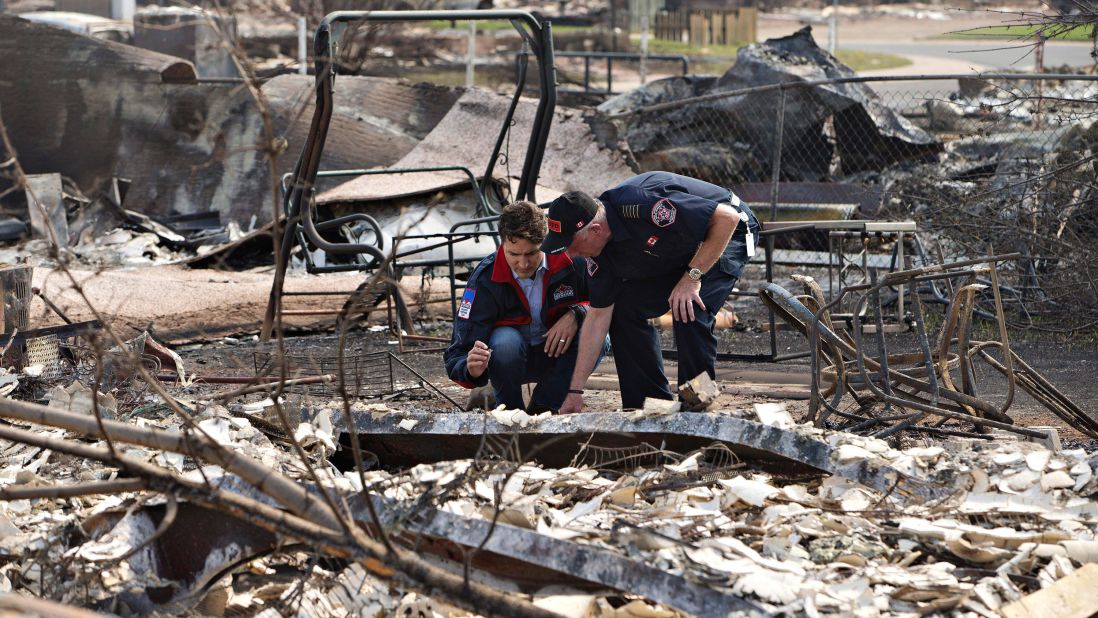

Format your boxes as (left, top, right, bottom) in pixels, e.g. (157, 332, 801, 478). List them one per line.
(608, 73, 1098, 336)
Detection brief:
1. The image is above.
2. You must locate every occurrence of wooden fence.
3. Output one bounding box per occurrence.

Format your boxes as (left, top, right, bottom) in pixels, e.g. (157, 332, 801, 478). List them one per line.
(654, 7, 757, 46)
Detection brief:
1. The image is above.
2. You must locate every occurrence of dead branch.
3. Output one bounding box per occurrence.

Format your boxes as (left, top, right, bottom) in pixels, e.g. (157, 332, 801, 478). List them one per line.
(0, 397, 343, 530)
(0, 418, 561, 618)
(0, 478, 147, 501)
(0, 593, 104, 618)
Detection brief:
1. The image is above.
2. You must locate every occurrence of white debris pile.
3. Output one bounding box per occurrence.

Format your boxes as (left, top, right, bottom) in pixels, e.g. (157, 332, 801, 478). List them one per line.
(361, 434, 1098, 617)
(0, 379, 1096, 617)
(0, 397, 374, 599)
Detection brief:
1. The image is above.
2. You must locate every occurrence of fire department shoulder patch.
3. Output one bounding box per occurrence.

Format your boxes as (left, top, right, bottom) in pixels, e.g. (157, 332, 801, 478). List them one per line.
(651, 198, 677, 228)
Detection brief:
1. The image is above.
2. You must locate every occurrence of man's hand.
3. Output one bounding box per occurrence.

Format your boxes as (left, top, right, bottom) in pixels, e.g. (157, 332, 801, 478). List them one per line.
(560, 392, 584, 414)
(669, 275, 704, 322)
(543, 310, 578, 357)
(466, 340, 492, 378)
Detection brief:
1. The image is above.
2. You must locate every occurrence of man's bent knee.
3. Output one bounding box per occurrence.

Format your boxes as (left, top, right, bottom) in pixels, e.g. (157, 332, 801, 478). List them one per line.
(487, 327, 526, 363)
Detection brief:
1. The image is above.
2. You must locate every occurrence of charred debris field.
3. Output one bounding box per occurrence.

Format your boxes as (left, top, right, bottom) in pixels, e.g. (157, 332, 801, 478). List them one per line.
(1, 4, 1098, 617)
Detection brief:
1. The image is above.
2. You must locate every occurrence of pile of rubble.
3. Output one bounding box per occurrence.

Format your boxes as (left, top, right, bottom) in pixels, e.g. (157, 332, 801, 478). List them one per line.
(0, 368, 1096, 617)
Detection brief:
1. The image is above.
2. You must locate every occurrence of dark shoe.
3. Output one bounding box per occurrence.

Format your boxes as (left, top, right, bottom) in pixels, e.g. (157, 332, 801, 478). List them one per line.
(466, 385, 496, 411)
(526, 401, 556, 415)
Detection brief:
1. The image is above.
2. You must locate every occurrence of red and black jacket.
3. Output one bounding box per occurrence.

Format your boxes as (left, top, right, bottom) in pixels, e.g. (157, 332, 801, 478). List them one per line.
(444, 246, 590, 388)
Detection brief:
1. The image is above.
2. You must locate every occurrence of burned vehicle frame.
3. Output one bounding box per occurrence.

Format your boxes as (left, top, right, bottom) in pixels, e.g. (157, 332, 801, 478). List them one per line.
(262, 9, 558, 339)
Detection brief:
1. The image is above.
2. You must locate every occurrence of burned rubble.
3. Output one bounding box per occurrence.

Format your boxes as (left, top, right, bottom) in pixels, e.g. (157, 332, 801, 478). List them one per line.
(875, 75, 1098, 329)
(599, 27, 941, 183)
(0, 360, 1096, 616)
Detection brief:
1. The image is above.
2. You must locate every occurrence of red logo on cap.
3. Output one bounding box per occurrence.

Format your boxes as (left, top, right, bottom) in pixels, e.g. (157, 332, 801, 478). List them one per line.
(576, 220, 585, 229)
(547, 218, 561, 233)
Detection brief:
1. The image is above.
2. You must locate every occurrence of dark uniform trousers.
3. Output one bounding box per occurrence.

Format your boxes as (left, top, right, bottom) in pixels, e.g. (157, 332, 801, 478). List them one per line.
(609, 231, 755, 409)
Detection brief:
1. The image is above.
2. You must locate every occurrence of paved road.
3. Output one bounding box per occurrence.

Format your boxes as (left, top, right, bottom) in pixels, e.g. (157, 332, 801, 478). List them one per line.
(846, 40, 1095, 98)
(849, 40, 1096, 72)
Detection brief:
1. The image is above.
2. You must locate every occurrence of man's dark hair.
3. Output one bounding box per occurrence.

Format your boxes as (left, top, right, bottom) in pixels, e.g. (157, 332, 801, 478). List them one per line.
(498, 200, 547, 245)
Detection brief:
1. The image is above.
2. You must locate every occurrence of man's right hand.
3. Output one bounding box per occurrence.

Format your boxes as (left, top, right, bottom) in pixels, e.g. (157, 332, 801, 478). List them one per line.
(466, 340, 491, 378)
(560, 392, 584, 414)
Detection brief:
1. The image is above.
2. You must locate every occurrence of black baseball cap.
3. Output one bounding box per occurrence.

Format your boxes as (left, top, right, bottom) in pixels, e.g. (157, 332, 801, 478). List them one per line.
(540, 191, 598, 254)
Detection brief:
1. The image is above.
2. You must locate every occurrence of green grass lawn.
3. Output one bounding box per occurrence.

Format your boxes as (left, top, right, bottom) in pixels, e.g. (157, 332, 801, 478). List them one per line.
(414, 23, 910, 73)
(940, 24, 1096, 41)
(644, 37, 742, 57)
(634, 38, 911, 73)
(834, 48, 912, 72)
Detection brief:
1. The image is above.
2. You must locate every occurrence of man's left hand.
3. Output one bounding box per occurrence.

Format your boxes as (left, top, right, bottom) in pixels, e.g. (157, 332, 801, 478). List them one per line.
(543, 309, 579, 357)
(669, 276, 704, 322)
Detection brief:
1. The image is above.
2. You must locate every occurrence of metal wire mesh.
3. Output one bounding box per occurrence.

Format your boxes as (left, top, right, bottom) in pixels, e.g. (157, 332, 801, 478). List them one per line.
(23, 336, 65, 381)
(572, 442, 680, 470)
(0, 266, 31, 333)
(612, 74, 1098, 331)
(253, 351, 395, 399)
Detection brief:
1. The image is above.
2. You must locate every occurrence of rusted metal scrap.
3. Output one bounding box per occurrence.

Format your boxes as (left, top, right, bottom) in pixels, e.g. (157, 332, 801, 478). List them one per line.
(759, 253, 1098, 440)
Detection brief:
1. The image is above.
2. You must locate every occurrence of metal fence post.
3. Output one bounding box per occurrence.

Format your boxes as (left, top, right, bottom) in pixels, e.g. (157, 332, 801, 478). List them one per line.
(466, 21, 476, 88)
(298, 16, 307, 75)
(766, 87, 786, 359)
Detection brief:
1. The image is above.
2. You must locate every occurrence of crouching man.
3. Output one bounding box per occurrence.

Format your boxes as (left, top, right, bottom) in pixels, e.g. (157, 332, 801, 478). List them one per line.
(445, 201, 605, 412)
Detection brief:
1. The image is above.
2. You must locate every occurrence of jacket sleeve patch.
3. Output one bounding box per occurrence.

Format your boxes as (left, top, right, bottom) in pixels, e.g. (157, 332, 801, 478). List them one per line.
(458, 288, 476, 319)
(651, 198, 677, 228)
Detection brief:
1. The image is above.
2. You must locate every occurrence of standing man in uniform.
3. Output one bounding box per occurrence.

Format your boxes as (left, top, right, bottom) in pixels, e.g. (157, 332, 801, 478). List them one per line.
(445, 200, 604, 412)
(539, 171, 760, 413)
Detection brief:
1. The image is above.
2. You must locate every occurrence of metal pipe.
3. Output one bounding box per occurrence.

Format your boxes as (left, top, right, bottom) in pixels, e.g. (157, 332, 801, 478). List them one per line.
(297, 15, 307, 75)
(483, 46, 529, 210)
(516, 20, 557, 202)
(213, 375, 335, 399)
(765, 89, 785, 360)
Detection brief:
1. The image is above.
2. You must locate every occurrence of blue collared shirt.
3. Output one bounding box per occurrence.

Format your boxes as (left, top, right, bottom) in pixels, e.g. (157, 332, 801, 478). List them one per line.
(513, 255, 548, 344)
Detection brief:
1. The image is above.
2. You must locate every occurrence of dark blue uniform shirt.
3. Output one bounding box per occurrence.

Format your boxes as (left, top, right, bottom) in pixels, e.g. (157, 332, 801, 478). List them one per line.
(587, 171, 748, 308)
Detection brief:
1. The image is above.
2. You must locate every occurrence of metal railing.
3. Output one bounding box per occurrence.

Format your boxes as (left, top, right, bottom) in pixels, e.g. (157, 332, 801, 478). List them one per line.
(262, 9, 558, 339)
(556, 50, 690, 95)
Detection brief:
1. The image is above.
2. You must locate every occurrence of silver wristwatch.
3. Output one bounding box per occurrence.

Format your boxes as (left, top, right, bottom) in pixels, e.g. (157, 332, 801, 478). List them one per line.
(687, 267, 704, 281)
